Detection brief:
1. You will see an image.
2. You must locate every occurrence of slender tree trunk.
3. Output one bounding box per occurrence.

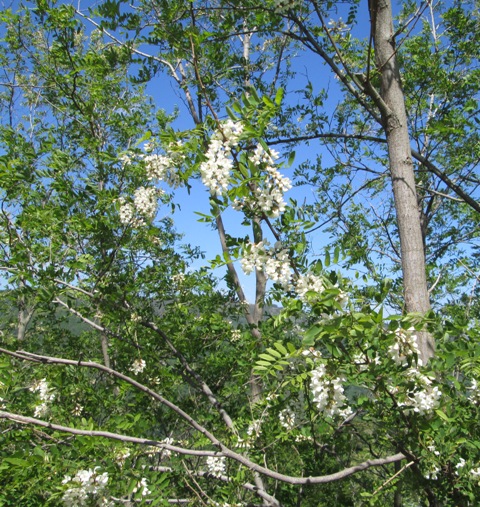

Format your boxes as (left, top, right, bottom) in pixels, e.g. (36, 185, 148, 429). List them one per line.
(370, 0, 434, 362)
(16, 280, 35, 342)
(17, 296, 34, 342)
(250, 216, 267, 404)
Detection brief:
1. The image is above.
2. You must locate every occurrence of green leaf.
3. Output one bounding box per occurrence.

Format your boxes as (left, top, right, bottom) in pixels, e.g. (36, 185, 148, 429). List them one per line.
(333, 246, 340, 264)
(274, 87, 284, 105)
(287, 151, 296, 166)
(258, 353, 276, 362)
(435, 409, 453, 423)
(3, 457, 31, 467)
(324, 250, 331, 267)
(226, 106, 238, 120)
(287, 342, 297, 354)
(262, 95, 275, 108)
(256, 360, 273, 367)
(303, 325, 322, 346)
(266, 347, 282, 358)
(273, 342, 288, 355)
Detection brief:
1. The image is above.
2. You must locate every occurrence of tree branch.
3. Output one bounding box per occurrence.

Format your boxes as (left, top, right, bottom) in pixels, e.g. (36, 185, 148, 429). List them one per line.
(0, 348, 409, 485)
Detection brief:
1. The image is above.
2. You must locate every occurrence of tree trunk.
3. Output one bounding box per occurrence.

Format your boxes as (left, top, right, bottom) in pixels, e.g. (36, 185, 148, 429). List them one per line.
(370, 0, 434, 362)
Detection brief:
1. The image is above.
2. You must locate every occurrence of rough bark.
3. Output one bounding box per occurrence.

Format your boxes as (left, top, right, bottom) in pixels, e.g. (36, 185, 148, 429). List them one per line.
(370, 0, 434, 362)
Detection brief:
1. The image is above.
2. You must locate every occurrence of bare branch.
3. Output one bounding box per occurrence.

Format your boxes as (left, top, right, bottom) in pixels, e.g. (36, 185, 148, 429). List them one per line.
(0, 410, 218, 457)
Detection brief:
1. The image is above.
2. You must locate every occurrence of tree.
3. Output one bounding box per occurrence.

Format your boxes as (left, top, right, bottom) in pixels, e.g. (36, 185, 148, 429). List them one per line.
(1, 1, 479, 506)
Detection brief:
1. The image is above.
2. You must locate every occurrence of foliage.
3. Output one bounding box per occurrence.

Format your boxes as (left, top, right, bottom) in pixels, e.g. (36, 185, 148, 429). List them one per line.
(0, 1, 479, 507)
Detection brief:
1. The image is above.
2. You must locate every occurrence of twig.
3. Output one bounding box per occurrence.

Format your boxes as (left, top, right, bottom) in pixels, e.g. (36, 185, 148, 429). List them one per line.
(372, 460, 414, 496)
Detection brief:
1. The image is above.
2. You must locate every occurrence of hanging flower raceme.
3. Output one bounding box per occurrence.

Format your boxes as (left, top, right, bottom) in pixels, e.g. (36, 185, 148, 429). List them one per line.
(199, 122, 291, 217)
(233, 143, 292, 218)
(206, 456, 226, 478)
(30, 378, 55, 418)
(294, 273, 325, 303)
(199, 120, 243, 196)
(397, 368, 442, 415)
(62, 467, 112, 507)
(240, 240, 292, 288)
(310, 364, 352, 419)
(388, 326, 421, 366)
(119, 187, 162, 227)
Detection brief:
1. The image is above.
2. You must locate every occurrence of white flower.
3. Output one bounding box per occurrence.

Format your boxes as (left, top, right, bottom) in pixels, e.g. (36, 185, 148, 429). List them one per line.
(130, 359, 146, 375)
(468, 379, 480, 404)
(132, 477, 151, 496)
(206, 456, 226, 478)
(310, 365, 352, 418)
(231, 329, 242, 341)
(279, 407, 296, 430)
(398, 368, 442, 415)
(425, 465, 441, 480)
(246, 420, 262, 439)
(118, 187, 160, 227)
(34, 402, 49, 418)
(295, 273, 324, 303)
(456, 458, 466, 475)
(160, 437, 174, 459)
(115, 448, 131, 466)
(199, 120, 243, 196)
(30, 378, 55, 402)
(388, 327, 421, 366)
(133, 186, 159, 219)
(142, 152, 181, 187)
(471, 466, 480, 478)
(240, 240, 292, 288)
(234, 143, 291, 218)
(302, 348, 322, 362)
(30, 378, 55, 418)
(62, 467, 110, 506)
(72, 404, 83, 416)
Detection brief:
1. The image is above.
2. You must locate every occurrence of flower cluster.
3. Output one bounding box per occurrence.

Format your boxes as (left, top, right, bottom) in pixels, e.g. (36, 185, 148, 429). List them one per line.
(388, 327, 421, 366)
(160, 437, 175, 459)
(246, 420, 262, 439)
(310, 364, 352, 419)
(233, 144, 291, 217)
(295, 273, 325, 303)
(471, 466, 480, 482)
(115, 448, 131, 466)
(132, 478, 151, 497)
(73, 403, 83, 416)
(279, 407, 296, 430)
(398, 368, 442, 415)
(211, 503, 243, 507)
(30, 378, 55, 418)
(302, 347, 322, 362)
(134, 186, 159, 217)
(206, 456, 226, 478)
(62, 468, 111, 507)
(240, 241, 292, 287)
(200, 120, 243, 196)
(231, 328, 242, 341)
(327, 17, 350, 34)
(143, 153, 182, 188)
(453, 459, 480, 483)
(119, 186, 161, 227)
(468, 378, 480, 404)
(130, 358, 146, 375)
